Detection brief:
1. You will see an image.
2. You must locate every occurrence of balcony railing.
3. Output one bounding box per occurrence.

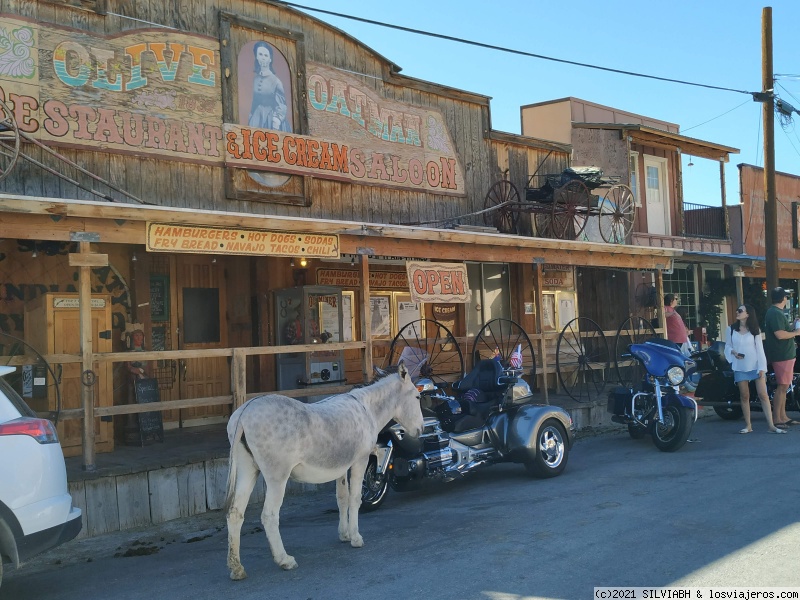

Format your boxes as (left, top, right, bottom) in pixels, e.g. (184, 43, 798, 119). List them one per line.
(683, 202, 727, 239)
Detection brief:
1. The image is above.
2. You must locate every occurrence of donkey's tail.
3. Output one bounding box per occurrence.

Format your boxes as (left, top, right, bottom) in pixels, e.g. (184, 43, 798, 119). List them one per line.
(224, 414, 246, 514)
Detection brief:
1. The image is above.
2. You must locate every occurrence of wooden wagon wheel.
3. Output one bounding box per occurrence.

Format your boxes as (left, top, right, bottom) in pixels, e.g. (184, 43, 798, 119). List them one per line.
(614, 316, 656, 389)
(556, 317, 610, 403)
(472, 318, 536, 380)
(550, 180, 590, 240)
(599, 184, 635, 244)
(483, 179, 520, 234)
(0, 98, 21, 181)
(387, 319, 464, 388)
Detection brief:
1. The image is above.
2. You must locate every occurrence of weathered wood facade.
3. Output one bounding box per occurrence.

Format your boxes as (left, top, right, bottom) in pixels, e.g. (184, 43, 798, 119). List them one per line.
(0, 0, 681, 469)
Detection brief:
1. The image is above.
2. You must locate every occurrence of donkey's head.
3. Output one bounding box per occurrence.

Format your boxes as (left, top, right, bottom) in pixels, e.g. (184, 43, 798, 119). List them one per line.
(392, 361, 424, 440)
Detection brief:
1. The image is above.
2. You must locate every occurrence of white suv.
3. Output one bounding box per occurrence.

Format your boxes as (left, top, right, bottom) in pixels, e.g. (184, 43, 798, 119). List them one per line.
(0, 366, 82, 588)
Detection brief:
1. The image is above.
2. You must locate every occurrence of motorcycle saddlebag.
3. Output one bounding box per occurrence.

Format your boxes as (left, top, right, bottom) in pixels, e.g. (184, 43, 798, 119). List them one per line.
(607, 386, 633, 415)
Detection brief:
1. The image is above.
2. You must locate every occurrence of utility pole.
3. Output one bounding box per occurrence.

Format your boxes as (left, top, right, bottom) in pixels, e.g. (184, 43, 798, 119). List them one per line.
(762, 6, 778, 290)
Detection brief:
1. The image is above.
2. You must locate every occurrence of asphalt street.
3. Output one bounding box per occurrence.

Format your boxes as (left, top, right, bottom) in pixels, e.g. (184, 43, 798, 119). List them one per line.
(4, 410, 800, 600)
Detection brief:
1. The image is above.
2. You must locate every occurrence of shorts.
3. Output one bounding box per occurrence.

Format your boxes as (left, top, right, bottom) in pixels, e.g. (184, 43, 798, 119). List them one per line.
(734, 369, 761, 383)
(771, 359, 796, 385)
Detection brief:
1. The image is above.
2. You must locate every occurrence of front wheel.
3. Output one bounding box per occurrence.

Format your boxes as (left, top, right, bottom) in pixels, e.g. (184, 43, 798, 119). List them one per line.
(714, 405, 743, 420)
(651, 405, 693, 452)
(360, 456, 389, 512)
(525, 418, 569, 478)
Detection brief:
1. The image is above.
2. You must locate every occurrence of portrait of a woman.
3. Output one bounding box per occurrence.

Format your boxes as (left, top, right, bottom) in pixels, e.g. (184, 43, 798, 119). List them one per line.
(247, 41, 292, 132)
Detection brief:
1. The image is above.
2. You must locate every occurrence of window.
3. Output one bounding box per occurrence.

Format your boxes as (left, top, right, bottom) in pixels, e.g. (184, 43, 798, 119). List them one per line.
(466, 263, 511, 338)
(663, 269, 697, 329)
(646, 165, 660, 191)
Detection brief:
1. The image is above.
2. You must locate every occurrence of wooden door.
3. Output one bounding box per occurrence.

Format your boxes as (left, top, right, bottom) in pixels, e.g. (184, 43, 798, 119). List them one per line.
(53, 301, 113, 456)
(176, 256, 230, 426)
(644, 156, 669, 235)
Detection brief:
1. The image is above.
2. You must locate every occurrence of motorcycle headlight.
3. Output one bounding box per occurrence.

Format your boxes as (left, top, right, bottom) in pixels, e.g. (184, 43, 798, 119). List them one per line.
(666, 366, 685, 386)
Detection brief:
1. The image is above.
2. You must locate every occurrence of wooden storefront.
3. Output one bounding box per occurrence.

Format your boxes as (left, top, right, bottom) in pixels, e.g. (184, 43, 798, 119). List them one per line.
(0, 0, 681, 468)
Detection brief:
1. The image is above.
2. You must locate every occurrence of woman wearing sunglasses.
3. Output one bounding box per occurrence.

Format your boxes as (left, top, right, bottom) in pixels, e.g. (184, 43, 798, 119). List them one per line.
(724, 304, 786, 434)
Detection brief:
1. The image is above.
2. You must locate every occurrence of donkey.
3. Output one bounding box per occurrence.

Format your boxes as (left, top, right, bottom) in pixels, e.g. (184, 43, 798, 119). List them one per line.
(225, 362, 423, 579)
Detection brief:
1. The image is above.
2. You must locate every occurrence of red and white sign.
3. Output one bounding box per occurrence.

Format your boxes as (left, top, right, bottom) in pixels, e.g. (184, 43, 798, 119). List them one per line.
(406, 261, 469, 303)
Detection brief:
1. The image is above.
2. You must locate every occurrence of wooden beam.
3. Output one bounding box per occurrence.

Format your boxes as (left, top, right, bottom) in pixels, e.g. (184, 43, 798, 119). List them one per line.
(360, 254, 373, 380)
(655, 270, 666, 334)
(69, 252, 108, 267)
(231, 348, 247, 410)
(532, 262, 548, 403)
(78, 241, 95, 471)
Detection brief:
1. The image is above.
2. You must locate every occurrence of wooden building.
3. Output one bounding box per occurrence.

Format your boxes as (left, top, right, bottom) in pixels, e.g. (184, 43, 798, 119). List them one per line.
(0, 1, 680, 469)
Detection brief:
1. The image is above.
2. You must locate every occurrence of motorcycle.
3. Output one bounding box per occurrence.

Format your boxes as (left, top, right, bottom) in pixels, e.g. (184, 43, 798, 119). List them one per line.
(360, 357, 575, 512)
(691, 341, 800, 420)
(607, 338, 698, 452)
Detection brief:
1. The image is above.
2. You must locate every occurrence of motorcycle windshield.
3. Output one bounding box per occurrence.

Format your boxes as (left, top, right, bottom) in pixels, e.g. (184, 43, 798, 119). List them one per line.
(630, 339, 693, 378)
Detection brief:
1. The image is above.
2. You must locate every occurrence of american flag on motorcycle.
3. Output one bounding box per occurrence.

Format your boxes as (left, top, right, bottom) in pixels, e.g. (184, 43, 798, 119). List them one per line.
(509, 344, 523, 369)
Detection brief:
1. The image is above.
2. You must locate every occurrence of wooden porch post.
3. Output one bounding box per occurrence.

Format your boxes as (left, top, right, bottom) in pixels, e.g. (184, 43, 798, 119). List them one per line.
(232, 348, 247, 410)
(532, 262, 548, 403)
(655, 269, 666, 335)
(359, 253, 373, 381)
(720, 160, 730, 239)
(67, 241, 109, 470)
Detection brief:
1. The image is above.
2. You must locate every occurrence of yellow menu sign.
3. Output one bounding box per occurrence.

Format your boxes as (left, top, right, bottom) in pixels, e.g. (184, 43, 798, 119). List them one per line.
(146, 223, 339, 257)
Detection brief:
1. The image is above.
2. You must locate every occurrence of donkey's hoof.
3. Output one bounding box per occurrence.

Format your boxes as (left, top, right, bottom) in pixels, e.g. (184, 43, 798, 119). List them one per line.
(279, 555, 298, 570)
(350, 534, 364, 548)
(229, 567, 247, 581)
(339, 531, 350, 543)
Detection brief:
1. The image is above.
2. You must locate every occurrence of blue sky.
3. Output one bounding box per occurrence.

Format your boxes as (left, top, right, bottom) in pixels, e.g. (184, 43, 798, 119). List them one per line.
(289, 0, 800, 207)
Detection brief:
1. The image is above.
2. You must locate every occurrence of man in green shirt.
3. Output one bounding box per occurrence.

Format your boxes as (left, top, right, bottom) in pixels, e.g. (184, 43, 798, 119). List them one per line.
(763, 287, 800, 427)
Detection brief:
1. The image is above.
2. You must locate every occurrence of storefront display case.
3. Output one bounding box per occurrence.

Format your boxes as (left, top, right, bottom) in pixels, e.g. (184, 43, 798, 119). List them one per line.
(274, 286, 345, 395)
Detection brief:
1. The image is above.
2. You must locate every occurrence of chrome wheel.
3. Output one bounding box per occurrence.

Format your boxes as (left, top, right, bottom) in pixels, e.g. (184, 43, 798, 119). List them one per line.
(539, 424, 565, 469)
(525, 418, 569, 478)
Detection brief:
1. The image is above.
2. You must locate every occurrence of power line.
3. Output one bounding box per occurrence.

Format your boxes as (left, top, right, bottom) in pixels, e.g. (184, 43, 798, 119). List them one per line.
(277, 1, 754, 96)
(681, 99, 753, 133)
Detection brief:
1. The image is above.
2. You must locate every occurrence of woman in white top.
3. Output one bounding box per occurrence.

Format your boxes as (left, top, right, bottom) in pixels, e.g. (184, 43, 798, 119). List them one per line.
(724, 304, 786, 434)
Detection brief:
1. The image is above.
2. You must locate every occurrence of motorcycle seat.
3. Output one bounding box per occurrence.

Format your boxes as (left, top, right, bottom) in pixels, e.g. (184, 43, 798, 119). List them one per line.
(452, 359, 508, 396)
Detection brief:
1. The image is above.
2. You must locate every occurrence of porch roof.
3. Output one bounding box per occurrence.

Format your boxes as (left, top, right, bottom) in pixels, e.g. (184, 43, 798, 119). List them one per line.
(0, 193, 682, 271)
(681, 251, 757, 267)
(573, 123, 740, 162)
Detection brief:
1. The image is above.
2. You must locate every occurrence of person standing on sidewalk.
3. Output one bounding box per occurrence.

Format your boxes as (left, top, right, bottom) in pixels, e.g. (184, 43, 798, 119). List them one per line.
(724, 304, 784, 434)
(763, 287, 800, 428)
(664, 294, 692, 356)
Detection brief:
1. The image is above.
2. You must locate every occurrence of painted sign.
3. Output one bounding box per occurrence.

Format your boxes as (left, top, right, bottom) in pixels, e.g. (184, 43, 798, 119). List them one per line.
(146, 223, 339, 257)
(0, 15, 222, 164)
(543, 264, 574, 288)
(223, 124, 461, 194)
(316, 268, 408, 289)
(406, 261, 469, 303)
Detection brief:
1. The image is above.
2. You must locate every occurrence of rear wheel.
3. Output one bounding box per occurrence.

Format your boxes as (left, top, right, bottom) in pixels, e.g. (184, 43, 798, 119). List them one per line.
(360, 456, 389, 513)
(714, 405, 743, 420)
(651, 405, 693, 452)
(524, 418, 569, 478)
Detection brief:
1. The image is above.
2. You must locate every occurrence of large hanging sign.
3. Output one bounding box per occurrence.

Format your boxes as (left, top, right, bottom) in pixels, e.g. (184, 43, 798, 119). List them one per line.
(223, 63, 466, 196)
(146, 223, 339, 257)
(0, 15, 222, 164)
(406, 261, 469, 303)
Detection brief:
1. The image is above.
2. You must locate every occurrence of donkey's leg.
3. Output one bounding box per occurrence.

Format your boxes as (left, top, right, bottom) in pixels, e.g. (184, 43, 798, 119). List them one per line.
(261, 475, 297, 570)
(345, 455, 370, 548)
(227, 443, 260, 581)
(336, 474, 351, 542)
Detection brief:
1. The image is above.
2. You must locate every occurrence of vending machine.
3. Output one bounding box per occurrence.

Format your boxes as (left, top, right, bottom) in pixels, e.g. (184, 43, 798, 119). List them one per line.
(274, 286, 346, 396)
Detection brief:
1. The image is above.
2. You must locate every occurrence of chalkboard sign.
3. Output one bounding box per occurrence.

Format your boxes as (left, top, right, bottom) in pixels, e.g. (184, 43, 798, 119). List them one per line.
(151, 325, 166, 351)
(134, 378, 164, 445)
(150, 275, 170, 322)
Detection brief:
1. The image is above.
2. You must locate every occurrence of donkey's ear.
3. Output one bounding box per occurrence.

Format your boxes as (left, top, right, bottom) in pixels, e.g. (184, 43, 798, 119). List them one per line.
(397, 360, 409, 379)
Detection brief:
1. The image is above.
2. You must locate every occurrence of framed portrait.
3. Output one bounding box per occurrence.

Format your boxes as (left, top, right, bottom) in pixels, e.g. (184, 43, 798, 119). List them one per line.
(218, 12, 310, 205)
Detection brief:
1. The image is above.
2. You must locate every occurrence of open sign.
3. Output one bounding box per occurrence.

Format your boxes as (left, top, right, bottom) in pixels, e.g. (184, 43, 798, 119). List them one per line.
(406, 261, 470, 303)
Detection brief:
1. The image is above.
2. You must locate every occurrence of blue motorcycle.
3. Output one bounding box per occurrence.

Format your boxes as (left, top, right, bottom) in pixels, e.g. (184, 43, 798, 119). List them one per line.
(607, 338, 699, 452)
